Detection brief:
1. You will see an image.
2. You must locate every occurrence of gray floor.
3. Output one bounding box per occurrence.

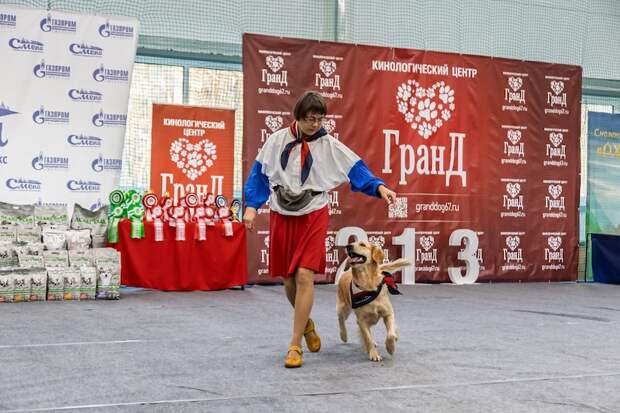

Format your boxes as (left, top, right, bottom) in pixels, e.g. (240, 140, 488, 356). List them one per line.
(1, 282, 620, 412)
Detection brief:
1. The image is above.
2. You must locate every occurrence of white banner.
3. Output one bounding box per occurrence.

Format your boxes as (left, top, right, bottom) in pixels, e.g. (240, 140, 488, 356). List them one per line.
(0, 6, 138, 210)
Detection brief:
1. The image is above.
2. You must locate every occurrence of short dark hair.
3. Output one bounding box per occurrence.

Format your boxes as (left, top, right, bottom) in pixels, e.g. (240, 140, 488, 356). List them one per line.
(293, 91, 327, 120)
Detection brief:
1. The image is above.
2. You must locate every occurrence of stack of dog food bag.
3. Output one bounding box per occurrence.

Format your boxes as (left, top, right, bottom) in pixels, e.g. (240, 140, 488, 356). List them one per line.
(0, 201, 121, 303)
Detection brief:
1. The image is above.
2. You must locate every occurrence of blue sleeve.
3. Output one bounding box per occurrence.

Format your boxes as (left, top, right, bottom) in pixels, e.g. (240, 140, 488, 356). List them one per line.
(244, 160, 270, 208)
(347, 159, 384, 198)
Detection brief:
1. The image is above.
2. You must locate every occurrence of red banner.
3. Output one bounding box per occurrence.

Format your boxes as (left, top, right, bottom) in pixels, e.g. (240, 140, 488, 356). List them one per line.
(243, 33, 581, 284)
(151, 104, 235, 203)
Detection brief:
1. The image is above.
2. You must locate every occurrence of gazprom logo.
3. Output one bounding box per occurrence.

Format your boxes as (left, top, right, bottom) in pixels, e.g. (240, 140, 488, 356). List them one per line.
(68, 89, 102, 103)
(67, 133, 102, 147)
(92, 64, 129, 82)
(31, 152, 69, 170)
(0, 13, 17, 27)
(69, 43, 103, 57)
(92, 109, 126, 127)
(40, 14, 77, 33)
(67, 179, 101, 192)
(33, 59, 71, 78)
(91, 154, 122, 172)
(9, 38, 44, 53)
(32, 105, 70, 124)
(6, 178, 41, 191)
(98, 20, 134, 38)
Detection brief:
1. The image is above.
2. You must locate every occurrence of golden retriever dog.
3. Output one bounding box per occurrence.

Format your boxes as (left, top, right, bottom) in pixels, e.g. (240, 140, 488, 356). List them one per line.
(337, 240, 411, 361)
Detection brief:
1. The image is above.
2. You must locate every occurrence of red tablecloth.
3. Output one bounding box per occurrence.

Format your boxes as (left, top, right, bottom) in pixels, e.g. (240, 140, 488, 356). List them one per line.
(113, 219, 247, 291)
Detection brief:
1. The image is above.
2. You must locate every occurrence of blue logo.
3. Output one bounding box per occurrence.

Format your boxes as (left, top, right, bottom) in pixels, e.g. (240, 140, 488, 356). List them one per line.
(67, 133, 102, 147)
(6, 178, 42, 191)
(33, 59, 71, 78)
(91, 154, 122, 172)
(9, 38, 44, 53)
(68, 89, 102, 103)
(98, 20, 134, 38)
(0, 102, 19, 147)
(40, 14, 77, 33)
(31, 152, 69, 170)
(69, 43, 103, 57)
(92, 64, 129, 82)
(90, 199, 104, 211)
(32, 106, 70, 125)
(66, 179, 101, 192)
(0, 13, 17, 27)
(92, 109, 126, 127)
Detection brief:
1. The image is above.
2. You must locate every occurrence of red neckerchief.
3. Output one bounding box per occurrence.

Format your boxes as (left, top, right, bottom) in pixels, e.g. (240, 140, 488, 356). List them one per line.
(279, 121, 327, 184)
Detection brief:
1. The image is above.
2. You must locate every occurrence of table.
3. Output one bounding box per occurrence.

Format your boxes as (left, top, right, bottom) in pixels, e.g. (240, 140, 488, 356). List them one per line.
(113, 219, 247, 291)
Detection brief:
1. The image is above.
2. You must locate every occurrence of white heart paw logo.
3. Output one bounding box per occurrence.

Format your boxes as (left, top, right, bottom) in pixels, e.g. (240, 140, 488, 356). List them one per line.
(550, 80, 564, 95)
(507, 130, 521, 145)
(548, 184, 562, 199)
(265, 115, 283, 132)
(508, 76, 523, 91)
(549, 132, 563, 147)
(396, 80, 455, 139)
(369, 235, 385, 248)
(506, 183, 521, 198)
(420, 235, 434, 251)
(548, 236, 562, 251)
(169, 138, 217, 181)
(265, 55, 284, 73)
(323, 119, 336, 134)
(325, 235, 335, 251)
(506, 236, 520, 251)
(319, 60, 336, 77)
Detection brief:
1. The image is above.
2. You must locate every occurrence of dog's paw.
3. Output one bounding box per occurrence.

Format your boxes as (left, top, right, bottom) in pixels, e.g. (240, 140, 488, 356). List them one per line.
(368, 348, 382, 362)
(340, 328, 348, 343)
(386, 335, 396, 355)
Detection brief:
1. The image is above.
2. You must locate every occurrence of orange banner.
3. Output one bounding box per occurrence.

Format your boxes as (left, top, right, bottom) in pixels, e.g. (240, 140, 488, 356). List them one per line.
(150, 104, 235, 204)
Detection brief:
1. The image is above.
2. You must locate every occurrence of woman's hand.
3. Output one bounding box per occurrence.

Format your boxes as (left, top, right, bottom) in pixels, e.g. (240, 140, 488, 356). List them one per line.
(378, 185, 396, 205)
(243, 207, 257, 231)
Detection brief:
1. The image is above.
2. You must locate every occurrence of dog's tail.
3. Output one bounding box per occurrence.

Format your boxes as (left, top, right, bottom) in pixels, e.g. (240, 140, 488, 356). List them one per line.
(379, 258, 412, 274)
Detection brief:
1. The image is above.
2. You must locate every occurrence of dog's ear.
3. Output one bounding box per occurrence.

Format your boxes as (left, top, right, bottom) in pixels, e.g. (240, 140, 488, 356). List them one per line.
(371, 244, 384, 265)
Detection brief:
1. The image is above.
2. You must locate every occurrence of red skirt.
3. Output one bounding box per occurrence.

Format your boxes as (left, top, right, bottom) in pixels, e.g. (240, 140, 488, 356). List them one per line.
(269, 206, 329, 278)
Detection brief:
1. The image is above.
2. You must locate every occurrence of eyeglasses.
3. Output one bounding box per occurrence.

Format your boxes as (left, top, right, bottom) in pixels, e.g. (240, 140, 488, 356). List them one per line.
(303, 115, 325, 124)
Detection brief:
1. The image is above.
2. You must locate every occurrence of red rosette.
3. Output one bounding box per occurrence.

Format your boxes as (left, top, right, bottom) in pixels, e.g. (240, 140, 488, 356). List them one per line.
(185, 193, 199, 208)
(142, 193, 159, 209)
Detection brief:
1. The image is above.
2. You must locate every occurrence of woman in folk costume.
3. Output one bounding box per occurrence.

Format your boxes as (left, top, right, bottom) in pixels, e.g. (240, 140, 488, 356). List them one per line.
(244, 91, 396, 368)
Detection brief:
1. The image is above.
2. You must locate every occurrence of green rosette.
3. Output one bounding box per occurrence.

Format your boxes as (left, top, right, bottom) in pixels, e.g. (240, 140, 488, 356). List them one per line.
(107, 205, 126, 243)
(109, 189, 124, 206)
(124, 190, 144, 239)
(128, 206, 145, 239)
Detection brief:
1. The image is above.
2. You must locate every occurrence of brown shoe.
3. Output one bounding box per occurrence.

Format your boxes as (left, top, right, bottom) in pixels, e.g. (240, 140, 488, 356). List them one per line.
(284, 345, 303, 368)
(304, 318, 321, 352)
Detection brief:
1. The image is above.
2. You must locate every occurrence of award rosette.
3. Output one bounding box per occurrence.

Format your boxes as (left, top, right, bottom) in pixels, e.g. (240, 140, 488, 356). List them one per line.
(194, 206, 207, 241)
(142, 192, 159, 221)
(160, 194, 173, 223)
(185, 193, 199, 220)
(143, 192, 164, 241)
(171, 204, 187, 241)
(204, 193, 216, 226)
(125, 190, 145, 239)
(215, 195, 233, 237)
(107, 189, 126, 243)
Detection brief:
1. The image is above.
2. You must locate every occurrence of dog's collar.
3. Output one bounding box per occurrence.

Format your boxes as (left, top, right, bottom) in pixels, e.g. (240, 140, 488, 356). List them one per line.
(350, 271, 401, 309)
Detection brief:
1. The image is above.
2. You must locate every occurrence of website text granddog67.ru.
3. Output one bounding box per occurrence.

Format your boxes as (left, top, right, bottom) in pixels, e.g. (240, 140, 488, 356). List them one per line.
(415, 201, 460, 214)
